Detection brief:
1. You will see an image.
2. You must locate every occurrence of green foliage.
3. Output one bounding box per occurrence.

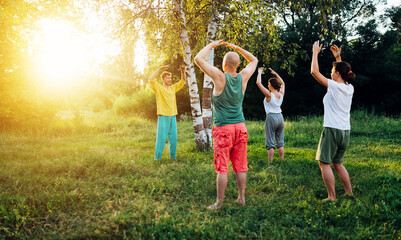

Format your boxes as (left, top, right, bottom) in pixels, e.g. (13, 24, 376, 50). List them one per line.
(2, 0, 400, 129)
(113, 88, 157, 119)
(347, 19, 401, 114)
(0, 111, 400, 238)
(0, 0, 65, 129)
(88, 98, 107, 113)
(0, 89, 58, 129)
(385, 6, 401, 40)
(131, 88, 157, 120)
(113, 95, 137, 116)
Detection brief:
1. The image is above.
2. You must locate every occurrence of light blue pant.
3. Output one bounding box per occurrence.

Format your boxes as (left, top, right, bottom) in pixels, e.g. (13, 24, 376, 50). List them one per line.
(155, 115, 177, 160)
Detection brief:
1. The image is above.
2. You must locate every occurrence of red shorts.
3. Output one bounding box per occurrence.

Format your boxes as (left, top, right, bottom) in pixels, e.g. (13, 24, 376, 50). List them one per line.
(212, 122, 248, 174)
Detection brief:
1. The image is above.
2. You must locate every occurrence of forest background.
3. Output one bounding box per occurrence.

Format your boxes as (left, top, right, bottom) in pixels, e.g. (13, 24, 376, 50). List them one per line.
(1, 0, 400, 128)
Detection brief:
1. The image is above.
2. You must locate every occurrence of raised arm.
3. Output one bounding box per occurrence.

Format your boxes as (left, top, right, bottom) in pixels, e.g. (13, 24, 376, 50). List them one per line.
(269, 68, 285, 96)
(330, 44, 342, 62)
(148, 65, 169, 82)
(223, 42, 258, 82)
(147, 65, 169, 90)
(310, 40, 328, 88)
(180, 66, 187, 83)
(173, 66, 187, 92)
(194, 40, 225, 85)
(256, 67, 271, 102)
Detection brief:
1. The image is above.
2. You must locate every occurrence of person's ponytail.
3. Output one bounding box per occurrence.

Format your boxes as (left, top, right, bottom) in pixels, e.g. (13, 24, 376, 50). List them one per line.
(269, 77, 281, 91)
(332, 61, 355, 84)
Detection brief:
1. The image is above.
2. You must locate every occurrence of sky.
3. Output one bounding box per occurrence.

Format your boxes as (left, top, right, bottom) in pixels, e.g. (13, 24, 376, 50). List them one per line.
(377, 0, 400, 16)
(359, 0, 400, 34)
(378, 0, 400, 12)
(376, 0, 400, 29)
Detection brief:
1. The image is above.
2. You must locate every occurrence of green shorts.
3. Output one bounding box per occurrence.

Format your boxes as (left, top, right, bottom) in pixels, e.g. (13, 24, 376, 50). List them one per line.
(316, 127, 350, 164)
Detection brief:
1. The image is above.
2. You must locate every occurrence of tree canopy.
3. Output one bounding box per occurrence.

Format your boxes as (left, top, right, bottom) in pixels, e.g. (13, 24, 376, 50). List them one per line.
(0, 0, 400, 128)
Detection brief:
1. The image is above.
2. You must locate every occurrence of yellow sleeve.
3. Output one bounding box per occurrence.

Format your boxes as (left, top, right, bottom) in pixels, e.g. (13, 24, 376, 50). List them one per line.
(149, 79, 159, 91)
(172, 79, 186, 93)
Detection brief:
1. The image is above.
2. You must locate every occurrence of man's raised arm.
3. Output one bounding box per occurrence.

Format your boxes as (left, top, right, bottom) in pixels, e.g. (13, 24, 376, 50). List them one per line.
(148, 65, 169, 82)
(147, 65, 169, 90)
(223, 42, 258, 82)
(173, 66, 187, 92)
(194, 40, 225, 84)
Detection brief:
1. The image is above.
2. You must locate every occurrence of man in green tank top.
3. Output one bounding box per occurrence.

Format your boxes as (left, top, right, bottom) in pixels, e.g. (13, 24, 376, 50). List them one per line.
(195, 40, 258, 209)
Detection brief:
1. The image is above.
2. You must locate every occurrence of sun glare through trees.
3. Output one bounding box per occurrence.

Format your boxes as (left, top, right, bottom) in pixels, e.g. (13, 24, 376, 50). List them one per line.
(31, 14, 147, 92)
(32, 17, 122, 91)
(34, 19, 88, 90)
(133, 38, 147, 74)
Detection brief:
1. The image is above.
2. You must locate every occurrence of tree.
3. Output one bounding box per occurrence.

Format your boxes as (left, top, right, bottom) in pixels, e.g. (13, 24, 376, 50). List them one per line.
(243, 0, 388, 118)
(0, 0, 71, 128)
(348, 18, 401, 114)
(173, 0, 208, 149)
(201, 7, 218, 148)
(385, 6, 401, 41)
(135, 0, 280, 148)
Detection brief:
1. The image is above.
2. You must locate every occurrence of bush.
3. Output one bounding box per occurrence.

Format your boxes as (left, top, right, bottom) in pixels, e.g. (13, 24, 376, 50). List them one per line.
(0, 90, 57, 129)
(113, 95, 136, 116)
(131, 88, 157, 120)
(88, 98, 107, 113)
(113, 88, 157, 120)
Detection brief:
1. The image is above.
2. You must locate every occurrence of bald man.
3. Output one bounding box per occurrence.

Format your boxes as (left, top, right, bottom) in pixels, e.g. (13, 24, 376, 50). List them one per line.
(195, 41, 258, 209)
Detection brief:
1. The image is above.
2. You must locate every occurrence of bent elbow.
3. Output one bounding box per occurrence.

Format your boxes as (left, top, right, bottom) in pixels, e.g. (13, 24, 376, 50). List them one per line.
(194, 56, 201, 65)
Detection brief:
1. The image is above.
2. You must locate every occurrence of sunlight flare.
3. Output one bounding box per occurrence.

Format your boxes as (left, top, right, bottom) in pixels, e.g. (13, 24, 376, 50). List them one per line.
(37, 19, 85, 89)
(34, 18, 120, 90)
(134, 39, 147, 74)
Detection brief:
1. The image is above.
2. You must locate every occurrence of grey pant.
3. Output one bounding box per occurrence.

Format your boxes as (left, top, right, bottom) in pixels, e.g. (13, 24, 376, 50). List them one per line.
(265, 113, 284, 149)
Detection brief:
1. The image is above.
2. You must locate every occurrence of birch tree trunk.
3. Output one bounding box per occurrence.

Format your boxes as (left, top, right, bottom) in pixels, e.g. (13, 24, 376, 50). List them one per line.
(174, 0, 207, 150)
(202, 15, 217, 148)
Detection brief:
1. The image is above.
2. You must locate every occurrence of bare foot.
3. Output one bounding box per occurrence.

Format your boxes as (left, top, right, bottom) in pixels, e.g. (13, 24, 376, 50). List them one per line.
(235, 198, 246, 206)
(343, 192, 353, 197)
(323, 197, 337, 201)
(207, 202, 223, 210)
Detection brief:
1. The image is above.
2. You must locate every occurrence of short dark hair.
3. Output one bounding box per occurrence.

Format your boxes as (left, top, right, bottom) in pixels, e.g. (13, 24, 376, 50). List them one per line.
(332, 61, 355, 84)
(269, 77, 281, 91)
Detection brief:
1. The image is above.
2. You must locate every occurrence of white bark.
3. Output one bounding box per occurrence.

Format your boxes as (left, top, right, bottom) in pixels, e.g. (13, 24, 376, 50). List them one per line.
(174, 0, 207, 149)
(202, 15, 217, 148)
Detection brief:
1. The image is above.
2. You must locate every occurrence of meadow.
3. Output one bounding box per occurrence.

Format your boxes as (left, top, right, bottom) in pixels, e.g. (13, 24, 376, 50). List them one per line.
(0, 111, 400, 239)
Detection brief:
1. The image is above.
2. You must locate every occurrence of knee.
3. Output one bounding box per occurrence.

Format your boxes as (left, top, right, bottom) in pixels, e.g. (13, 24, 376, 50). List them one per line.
(319, 161, 329, 168)
(332, 163, 343, 170)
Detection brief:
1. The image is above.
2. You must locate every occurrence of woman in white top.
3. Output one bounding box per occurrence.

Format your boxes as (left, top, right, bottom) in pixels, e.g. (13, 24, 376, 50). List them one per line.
(256, 67, 285, 163)
(311, 41, 356, 201)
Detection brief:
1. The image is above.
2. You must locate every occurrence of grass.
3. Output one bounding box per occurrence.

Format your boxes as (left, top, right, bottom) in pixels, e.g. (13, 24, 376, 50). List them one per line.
(0, 110, 400, 239)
